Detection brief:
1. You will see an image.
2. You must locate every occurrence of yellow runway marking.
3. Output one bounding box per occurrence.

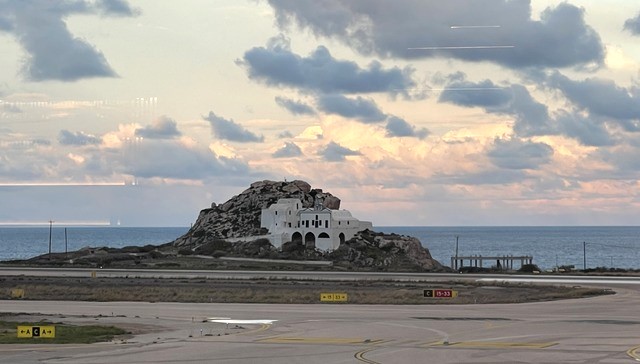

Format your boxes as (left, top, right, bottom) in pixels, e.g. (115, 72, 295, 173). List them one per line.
(425, 341, 556, 349)
(258, 337, 385, 345)
(627, 344, 640, 361)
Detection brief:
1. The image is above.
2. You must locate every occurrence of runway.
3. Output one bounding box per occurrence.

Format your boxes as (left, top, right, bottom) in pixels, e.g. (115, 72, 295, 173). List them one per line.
(2, 272, 640, 363)
(3, 266, 640, 286)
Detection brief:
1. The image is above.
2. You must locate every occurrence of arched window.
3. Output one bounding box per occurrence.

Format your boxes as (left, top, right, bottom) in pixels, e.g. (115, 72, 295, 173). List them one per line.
(318, 232, 330, 238)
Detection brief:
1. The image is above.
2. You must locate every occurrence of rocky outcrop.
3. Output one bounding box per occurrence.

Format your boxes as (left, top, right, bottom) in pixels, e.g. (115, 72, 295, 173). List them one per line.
(176, 230, 446, 272)
(172, 180, 340, 247)
(329, 230, 446, 271)
(167, 179, 447, 272)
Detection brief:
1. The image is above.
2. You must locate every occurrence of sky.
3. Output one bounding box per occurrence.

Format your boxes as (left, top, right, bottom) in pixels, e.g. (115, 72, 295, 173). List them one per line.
(1, 0, 640, 227)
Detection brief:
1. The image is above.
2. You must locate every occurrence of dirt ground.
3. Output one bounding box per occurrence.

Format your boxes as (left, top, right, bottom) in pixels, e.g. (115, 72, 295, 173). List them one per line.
(0, 275, 612, 305)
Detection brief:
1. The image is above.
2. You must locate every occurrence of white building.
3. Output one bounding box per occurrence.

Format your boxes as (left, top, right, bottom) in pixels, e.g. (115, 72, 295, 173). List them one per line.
(260, 198, 373, 251)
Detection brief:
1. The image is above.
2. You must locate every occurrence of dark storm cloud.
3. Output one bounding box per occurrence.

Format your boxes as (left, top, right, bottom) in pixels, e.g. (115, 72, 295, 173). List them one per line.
(135, 116, 182, 139)
(267, 0, 604, 69)
(58, 129, 101, 145)
(272, 141, 302, 158)
(0, 0, 138, 81)
(385, 116, 429, 139)
(546, 72, 640, 124)
(123, 140, 249, 180)
(488, 138, 553, 170)
(316, 94, 386, 123)
(275, 96, 316, 115)
(624, 13, 640, 35)
(320, 141, 360, 161)
(204, 112, 264, 143)
(240, 35, 415, 95)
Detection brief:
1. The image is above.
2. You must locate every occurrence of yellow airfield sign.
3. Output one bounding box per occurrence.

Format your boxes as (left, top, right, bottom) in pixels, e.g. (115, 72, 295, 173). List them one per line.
(10, 288, 24, 298)
(320, 293, 348, 302)
(17, 326, 56, 338)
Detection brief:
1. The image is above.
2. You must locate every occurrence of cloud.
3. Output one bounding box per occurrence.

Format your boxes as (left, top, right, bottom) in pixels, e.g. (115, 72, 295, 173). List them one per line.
(488, 138, 553, 170)
(624, 13, 640, 35)
(316, 94, 386, 123)
(267, 1, 604, 69)
(58, 130, 101, 146)
(546, 72, 640, 125)
(277, 130, 294, 139)
(2, 103, 22, 113)
(554, 111, 614, 147)
(122, 140, 249, 180)
(507, 85, 554, 138)
(4, 138, 51, 149)
(436, 77, 552, 137)
(275, 96, 316, 115)
(135, 116, 182, 139)
(508, 86, 617, 147)
(0, 0, 138, 81)
(385, 116, 429, 139)
(204, 112, 264, 143)
(240, 35, 415, 95)
(432, 169, 528, 186)
(437, 74, 512, 109)
(272, 141, 302, 158)
(320, 141, 360, 161)
(435, 74, 614, 147)
(96, 0, 140, 16)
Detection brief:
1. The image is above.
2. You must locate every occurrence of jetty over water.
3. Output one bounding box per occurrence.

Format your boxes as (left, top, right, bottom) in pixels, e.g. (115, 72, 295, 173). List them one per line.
(451, 255, 533, 271)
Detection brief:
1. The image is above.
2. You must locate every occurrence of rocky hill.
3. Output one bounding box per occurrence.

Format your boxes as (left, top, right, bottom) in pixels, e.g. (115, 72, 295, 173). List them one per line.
(169, 180, 447, 272)
(172, 180, 340, 247)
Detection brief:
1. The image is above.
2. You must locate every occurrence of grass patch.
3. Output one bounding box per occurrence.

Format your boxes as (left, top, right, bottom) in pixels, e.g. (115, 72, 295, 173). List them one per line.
(0, 320, 127, 344)
(0, 276, 613, 305)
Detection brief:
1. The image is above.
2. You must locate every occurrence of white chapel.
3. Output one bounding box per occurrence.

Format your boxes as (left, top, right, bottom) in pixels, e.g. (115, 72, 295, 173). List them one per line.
(260, 198, 373, 251)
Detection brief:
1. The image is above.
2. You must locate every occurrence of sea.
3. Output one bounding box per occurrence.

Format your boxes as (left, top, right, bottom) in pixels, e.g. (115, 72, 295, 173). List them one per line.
(0, 226, 639, 270)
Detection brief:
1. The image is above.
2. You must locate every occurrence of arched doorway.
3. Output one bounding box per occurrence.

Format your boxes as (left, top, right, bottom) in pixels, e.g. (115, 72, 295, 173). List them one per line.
(304, 232, 315, 249)
(292, 232, 303, 245)
(317, 232, 332, 251)
(339, 233, 345, 245)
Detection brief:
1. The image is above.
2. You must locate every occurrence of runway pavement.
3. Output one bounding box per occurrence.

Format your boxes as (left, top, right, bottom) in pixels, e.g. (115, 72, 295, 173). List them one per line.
(3, 266, 640, 286)
(2, 282, 640, 363)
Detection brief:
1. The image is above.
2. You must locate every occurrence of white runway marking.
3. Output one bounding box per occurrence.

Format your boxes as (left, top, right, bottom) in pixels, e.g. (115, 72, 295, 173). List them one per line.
(207, 319, 277, 325)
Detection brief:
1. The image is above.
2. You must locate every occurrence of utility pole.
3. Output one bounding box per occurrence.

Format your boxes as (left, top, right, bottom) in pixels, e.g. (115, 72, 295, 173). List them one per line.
(64, 228, 68, 257)
(583, 241, 586, 270)
(455, 236, 459, 270)
(48, 220, 54, 260)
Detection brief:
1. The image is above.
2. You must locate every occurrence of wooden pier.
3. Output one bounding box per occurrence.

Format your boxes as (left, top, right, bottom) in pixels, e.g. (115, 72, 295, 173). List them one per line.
(451, 255, 533, 271)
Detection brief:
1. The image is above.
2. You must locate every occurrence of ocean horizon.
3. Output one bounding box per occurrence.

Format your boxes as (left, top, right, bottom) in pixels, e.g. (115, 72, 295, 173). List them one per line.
(1, 225, 639, 270)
